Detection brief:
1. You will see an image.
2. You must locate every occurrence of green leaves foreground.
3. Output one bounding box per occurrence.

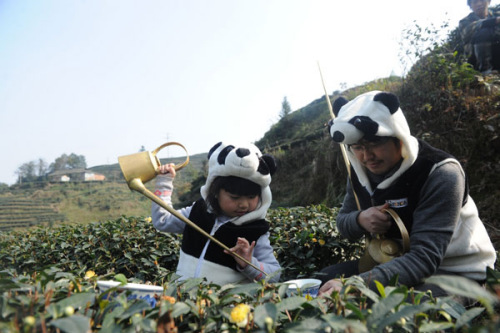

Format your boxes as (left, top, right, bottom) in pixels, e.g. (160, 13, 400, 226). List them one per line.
(0, 208, 499, 332)
(1, 269, 499, 332)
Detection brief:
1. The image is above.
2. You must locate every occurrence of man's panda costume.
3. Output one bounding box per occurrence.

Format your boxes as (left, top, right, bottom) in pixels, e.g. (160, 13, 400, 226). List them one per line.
(152, 142, 281, 285)
(324, 90, 496, 290)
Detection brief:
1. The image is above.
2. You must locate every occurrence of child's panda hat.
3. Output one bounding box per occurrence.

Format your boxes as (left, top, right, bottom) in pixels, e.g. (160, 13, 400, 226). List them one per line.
(200, 142, 277, 224)
(329, 91, 419, 190)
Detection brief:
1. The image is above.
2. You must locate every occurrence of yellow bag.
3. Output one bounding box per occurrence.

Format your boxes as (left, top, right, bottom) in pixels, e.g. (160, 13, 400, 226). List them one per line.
(358, 208, 410, 273)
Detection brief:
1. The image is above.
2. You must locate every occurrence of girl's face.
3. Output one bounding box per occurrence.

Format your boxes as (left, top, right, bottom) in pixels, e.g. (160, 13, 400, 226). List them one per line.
(217, 189, 260, 218)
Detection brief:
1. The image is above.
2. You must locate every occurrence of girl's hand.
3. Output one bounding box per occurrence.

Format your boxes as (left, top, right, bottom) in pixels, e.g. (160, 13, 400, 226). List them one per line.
(158, 163, 176, 178)
(224, 237, 255, 269)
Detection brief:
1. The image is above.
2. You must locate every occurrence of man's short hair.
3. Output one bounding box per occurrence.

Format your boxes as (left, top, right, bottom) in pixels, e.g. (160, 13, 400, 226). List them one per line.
(468, 0, 491, 6)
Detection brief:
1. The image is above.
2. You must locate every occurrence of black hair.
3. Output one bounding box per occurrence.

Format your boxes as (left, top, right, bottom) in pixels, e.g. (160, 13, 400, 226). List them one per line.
(206, 176, 261, 215)
(468, 0, 491, 6)
(347, 136, 401, 151)
(360, 136, 400, 145)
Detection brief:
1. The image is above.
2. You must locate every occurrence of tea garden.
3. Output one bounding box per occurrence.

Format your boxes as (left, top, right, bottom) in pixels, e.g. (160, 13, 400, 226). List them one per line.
(1, 205, 499, 332)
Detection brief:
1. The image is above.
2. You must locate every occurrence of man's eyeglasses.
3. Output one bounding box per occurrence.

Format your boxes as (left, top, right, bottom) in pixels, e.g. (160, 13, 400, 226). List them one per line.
(347, 138, 392, 153)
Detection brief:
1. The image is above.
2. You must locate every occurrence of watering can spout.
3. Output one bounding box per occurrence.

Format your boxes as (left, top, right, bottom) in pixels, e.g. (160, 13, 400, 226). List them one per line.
(128, 178, 146, 193)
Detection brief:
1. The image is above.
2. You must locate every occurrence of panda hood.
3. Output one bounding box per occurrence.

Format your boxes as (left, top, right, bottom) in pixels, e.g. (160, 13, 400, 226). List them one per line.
(329, 91, 419, 191)
(200, 142, 277, 225)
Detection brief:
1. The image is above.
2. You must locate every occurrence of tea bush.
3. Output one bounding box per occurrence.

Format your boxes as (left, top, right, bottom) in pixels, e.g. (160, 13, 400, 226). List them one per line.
(1, 268, 499, 333)
(0, 216, 181, 283)
(0, 207, 499, 332)
(268, 205, 363, 281)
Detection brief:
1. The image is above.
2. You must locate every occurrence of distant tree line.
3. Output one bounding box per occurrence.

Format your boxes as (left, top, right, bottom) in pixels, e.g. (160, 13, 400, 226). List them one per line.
(15, 153, 86, 184)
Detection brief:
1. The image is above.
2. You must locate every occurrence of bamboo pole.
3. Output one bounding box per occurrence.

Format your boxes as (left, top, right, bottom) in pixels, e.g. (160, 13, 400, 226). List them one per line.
(317, 62, 360, 209)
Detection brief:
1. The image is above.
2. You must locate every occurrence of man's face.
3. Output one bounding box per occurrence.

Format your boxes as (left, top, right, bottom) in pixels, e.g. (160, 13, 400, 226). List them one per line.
(470, 0, 490, 18)
(349, 138, 403, 175)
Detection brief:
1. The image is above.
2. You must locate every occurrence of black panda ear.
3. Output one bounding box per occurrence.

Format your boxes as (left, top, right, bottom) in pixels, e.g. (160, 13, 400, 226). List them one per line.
(207, 142, 222, 160)
(333, 97, 348, 117)
(373, 92, 400, 114)
(258, 154, 277, 176)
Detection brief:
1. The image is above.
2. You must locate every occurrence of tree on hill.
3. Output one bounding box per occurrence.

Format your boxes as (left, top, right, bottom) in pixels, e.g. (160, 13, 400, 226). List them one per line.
(15, 159, 48, 184)
(14, 153, 87, 184)
(279, 96, 292, 119)
(49, 153, 87, 172)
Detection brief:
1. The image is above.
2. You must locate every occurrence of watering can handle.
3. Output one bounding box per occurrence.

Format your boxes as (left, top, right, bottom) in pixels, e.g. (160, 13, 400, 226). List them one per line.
(153, 142, 190, 171)
(382, 208, 410, 253)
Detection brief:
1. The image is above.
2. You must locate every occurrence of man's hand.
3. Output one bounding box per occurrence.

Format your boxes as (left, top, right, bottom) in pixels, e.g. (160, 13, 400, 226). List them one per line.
(225, 237, 255, 269)
(357, 203, 391, 234)
(318, 279, 343, 296)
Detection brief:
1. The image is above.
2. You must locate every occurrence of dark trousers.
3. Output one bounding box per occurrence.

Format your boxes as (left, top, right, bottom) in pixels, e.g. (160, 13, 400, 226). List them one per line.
(471, 27, 500, 73)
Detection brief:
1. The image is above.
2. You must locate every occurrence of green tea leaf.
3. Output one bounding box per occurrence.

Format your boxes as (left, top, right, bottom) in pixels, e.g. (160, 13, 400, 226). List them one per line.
(419, 321, 454, 332)
(49, 315, 91, 333)
(117, 300, 151, 319)
(254, 302, 278, 328)
(455, 307, 485, 328)
(171, 302, 191, 317)
(56, 292, 96, 310)
(321, 314, 369, 332)
(425, 275, 499, 312)
(113, 274, 127, 285)
(282, 317, 325, 332)
(276, 296, 307, 312)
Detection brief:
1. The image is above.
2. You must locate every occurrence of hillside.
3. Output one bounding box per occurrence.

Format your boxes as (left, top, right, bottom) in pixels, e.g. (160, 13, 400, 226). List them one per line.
(255, 71, 500, 250)
(0, 153, 207, 228)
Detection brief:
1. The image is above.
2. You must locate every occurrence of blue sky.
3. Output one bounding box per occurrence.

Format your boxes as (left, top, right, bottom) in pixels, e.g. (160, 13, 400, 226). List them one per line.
(0, 0, 480, 185)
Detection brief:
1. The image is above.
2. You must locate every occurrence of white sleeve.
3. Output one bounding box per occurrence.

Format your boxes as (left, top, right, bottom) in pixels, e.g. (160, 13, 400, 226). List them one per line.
(151, 174, 192, 233)
(240, 232, 281, 283)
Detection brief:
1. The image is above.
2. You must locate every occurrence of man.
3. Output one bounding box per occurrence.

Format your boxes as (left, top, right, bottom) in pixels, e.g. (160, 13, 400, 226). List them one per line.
(319, 91, 496, 297)
(459, 0, 500, 74)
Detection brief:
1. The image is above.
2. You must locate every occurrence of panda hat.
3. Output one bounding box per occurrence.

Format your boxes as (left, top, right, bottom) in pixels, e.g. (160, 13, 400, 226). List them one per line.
(200, 142, 277, 225)
(329, 91, 419, 191)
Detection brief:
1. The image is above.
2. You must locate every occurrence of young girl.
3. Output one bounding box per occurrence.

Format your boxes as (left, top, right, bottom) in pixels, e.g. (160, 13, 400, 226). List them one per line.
(151, 142, 281, 285)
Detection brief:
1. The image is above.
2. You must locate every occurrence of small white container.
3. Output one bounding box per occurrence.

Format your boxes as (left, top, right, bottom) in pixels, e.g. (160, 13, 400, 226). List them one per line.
(285, 278, 321, 298)
(97, 280, 164, 307)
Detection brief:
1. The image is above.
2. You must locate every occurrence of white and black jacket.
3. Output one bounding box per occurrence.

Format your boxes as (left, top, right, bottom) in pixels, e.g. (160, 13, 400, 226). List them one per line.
(151, 174, 281, 285)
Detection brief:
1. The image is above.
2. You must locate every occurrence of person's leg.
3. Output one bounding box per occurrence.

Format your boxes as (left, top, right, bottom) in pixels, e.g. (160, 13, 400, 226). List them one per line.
(474, 42, 493, 74)
(317, 260, 359, 284)
(472, 27, 495, 74)
(492, 41, 500, 71)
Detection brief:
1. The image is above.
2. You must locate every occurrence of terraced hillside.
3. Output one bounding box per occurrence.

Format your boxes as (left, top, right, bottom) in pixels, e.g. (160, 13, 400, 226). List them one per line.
(0, 196, 64, 230)
(0, 152, 206, 231)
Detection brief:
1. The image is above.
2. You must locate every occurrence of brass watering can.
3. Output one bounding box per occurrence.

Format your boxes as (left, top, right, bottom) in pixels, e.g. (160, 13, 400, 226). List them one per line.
(118, 142, 267, 276)
(358, 208, 410, 273)
(118, 142, 190, 188)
